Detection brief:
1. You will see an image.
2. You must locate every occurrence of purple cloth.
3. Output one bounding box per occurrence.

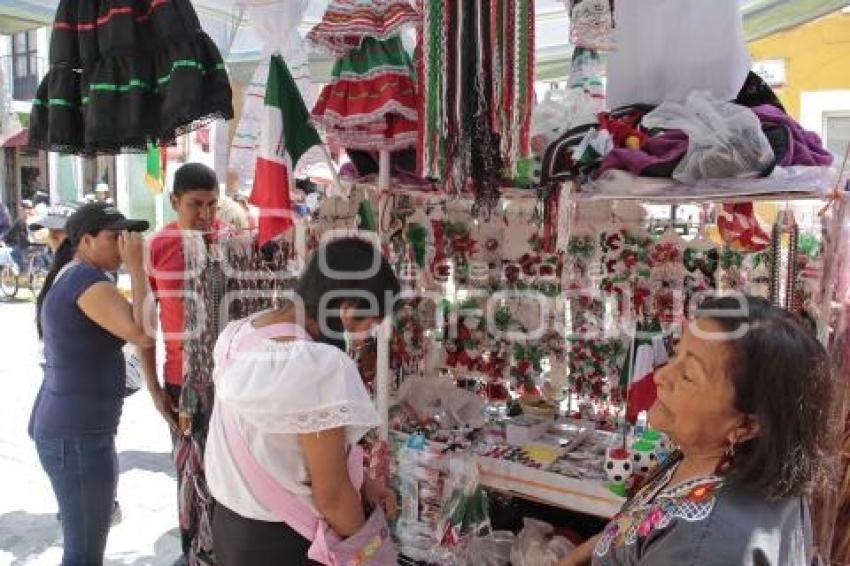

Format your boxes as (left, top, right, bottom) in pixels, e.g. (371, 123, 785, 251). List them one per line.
(598, 105, 833, 177)
(598, 130, 689, 176)
(339, 162, 360, 179)
(752, 104, 834, 167)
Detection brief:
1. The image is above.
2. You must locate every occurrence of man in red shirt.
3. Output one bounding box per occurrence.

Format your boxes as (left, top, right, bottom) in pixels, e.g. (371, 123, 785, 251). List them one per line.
(142, 163, 224, 564)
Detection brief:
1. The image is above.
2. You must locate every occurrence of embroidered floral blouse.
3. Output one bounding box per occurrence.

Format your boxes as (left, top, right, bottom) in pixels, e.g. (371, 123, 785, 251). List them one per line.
(592, 458, 812, 565)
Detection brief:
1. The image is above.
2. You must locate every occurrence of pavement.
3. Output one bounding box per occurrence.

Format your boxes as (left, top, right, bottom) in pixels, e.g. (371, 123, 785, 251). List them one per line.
(0, 297, 183, 565)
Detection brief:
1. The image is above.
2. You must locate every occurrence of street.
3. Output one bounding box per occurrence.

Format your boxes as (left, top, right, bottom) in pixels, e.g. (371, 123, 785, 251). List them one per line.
(0, 297, 182, 565)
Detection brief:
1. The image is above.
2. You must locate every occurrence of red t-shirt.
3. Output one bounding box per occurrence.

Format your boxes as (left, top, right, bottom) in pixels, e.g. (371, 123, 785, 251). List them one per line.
(147, 220, 228, 387)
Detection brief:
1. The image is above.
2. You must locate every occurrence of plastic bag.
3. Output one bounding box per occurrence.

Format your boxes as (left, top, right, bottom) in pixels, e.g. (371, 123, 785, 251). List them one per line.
(123, 344, 143, 397)
(397, 377, 488, 429)
(467, 531, 515, 566)
(530, 79, 602, 162)
(394, 440, 448, 562)
(562, 47, 606, 132)
(568, 47, 606, 91)
(642, 91, 775, 184)
(531, 95, 570, 155)
(432, 455, 492, 564)
(438, 456, 492, 545)
(510, 518, 576, 566)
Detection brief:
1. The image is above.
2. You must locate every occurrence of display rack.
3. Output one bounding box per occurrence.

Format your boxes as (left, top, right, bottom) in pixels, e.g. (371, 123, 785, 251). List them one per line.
(369, 163, 845, 522)
(477, 456, 624, 518)
(390, 430, 624, 519)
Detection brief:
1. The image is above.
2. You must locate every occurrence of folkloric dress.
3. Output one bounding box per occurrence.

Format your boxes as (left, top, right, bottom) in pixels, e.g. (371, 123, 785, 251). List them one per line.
(29, 0, 233, 155)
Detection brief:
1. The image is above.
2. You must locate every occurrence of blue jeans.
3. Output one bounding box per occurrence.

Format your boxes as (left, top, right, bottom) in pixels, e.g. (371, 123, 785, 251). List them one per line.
(10, 246, 24, 271)
(35, 433, 118, 566)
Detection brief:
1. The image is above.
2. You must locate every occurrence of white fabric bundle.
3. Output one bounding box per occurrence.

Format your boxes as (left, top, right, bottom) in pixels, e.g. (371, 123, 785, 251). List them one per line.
(606, 0, 751, 108)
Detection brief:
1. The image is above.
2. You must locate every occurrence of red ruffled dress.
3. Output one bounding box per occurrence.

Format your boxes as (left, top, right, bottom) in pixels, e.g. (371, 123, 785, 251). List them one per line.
(309, 0, 419, 152)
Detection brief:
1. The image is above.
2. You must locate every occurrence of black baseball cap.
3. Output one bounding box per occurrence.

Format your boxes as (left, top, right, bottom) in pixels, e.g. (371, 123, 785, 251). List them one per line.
(30, 204, 78, 231)
(66, 202, 149, 245)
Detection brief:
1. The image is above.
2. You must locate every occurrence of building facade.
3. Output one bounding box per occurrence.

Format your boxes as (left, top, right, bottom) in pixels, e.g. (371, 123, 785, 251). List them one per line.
(0, 28, 48, 212)
(749, 8, 850, 161)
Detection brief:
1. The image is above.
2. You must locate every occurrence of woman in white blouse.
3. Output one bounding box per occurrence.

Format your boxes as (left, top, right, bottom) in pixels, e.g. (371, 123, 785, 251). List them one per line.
(205, 238, 401, 565)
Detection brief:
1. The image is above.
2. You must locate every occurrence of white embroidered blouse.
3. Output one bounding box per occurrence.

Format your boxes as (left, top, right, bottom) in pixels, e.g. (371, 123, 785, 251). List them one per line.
(205, 316, 380, 522)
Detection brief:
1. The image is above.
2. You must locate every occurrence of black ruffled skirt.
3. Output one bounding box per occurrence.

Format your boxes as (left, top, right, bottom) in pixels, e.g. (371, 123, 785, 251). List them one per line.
(29, 0, 234, 155)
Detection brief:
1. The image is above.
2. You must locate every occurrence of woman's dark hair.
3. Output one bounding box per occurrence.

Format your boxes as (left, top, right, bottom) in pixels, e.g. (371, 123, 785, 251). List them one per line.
(295, 237, 400, 350)
(172, 162, 218, 196)
(35, 203, 114, 337)
(36, 236, 83, 337)
(695, 296, 832, 499)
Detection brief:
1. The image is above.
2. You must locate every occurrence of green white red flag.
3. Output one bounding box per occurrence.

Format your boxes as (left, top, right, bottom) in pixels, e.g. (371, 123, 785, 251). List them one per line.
(249, 54, 321, 246)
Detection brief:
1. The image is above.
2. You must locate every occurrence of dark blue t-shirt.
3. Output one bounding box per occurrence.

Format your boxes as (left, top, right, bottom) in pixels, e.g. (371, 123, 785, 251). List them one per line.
(30, 263, 125, 437)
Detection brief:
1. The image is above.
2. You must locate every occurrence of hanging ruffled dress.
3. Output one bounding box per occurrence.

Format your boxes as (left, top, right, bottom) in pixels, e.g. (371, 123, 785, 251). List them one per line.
(311, 35, 418, 151)
(29, 0, 234, 155)
(306, 0, 419, 56)
(309, 0, 419, 152)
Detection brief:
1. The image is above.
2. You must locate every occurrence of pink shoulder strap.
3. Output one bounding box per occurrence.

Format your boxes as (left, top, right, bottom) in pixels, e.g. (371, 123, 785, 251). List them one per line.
(218, 319, 365, 565)
(220, 405, 365, 565)
(220, 405, 319, 540)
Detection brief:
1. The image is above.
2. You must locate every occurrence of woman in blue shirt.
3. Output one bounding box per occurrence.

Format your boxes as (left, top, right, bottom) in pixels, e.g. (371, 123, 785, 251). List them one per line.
(29, 203, 153, 566)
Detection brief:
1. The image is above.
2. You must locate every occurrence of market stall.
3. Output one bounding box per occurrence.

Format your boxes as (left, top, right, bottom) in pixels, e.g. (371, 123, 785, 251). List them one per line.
(18, 0, 850, 564)
(336, 1, 849, 563)
(358, 170, 844, 562)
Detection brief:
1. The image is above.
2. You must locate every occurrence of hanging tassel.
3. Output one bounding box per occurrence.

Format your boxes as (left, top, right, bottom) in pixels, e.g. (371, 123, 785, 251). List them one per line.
(769, 209, 800, 312)
(502, 0, 516, 168)
(513, 0, 535, 178)
(556, 181, 576, 254)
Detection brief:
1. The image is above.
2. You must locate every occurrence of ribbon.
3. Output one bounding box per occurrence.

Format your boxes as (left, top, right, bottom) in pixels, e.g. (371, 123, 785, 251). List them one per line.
(819, 142, 849, 217)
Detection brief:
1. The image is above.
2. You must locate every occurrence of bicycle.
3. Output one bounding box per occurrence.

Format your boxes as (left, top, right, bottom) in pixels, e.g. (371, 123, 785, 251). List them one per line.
(0, 243, 51, 300)
(27, 245, 51, 297)
(0, 243, 18, 298)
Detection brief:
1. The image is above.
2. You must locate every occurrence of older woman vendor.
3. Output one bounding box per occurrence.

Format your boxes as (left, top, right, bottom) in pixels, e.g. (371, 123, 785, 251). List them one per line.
(561, 296, 831, 566)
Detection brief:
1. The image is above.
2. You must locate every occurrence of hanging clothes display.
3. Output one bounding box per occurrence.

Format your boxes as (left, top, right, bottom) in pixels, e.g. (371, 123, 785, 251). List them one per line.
(311, 35, 419, 152)
(419, 0, 535, 210)
(229, 0, 319, 193)
(28, 0, 233, 155)
(176, 234, 293, 565)
(606, 0, 751, 108)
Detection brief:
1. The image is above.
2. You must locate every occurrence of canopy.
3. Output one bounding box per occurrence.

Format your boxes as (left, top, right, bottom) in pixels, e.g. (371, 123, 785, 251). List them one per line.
(0, 0, 847, 81)
(1, 127, 27, 147)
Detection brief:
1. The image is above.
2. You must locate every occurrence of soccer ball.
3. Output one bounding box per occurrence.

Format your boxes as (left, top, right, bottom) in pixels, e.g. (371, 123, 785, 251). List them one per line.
(604, 447, 633, 483)
(631, 440, 659, 475)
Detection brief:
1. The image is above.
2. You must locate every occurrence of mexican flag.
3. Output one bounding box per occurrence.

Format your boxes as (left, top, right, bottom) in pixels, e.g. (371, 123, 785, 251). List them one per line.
(620, 326, 668, 424)
(250, 54, 321, 246)
(145, 143, 164, 193)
